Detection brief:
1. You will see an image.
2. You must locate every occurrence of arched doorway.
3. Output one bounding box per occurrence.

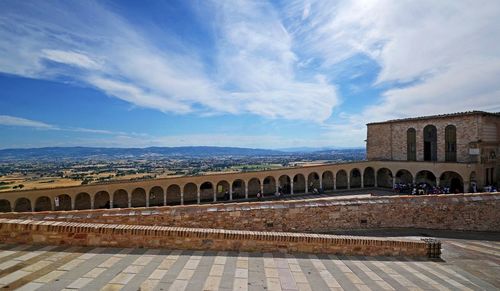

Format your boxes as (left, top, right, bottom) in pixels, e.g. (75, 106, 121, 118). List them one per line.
(440, 171, 464, 193)
(376, 168, 393, 188)
(94, 191, 110, 209)
(278, 175, 291, 194)
(350, 169, 361, 188)
(216, 180, 230, 200)
(363, 167, 375, 187)
(232, 179, 245, 199)
(395, 170, 413, 184)
(247, 178, 260, 198)
(113, 189, 129, 208)
(131, 188, 146, 207)
(55, 194, 71, 211)
(322, 171, 334, 191)
(167, 184, 181, 205)
(0, 200, 10, 212)
(263, 176, 276, 195)
(35, 196, 52, 212)
(308, 172, 320, 192)
(416, 170, 437, 186)
(14, 198, 31, 212)
(293, 174, 306, 193)
(424, 125, 437, 161)
(183, 183, 198, 205)
(336, 170, 348, 189)
(200, 182, 214, 202)
(149, 186, 164, 207)
(75, 192, 91, 210)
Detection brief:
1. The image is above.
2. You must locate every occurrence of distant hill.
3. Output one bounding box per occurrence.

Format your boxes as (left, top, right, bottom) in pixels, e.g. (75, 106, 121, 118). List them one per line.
(0, 146, 286, 161)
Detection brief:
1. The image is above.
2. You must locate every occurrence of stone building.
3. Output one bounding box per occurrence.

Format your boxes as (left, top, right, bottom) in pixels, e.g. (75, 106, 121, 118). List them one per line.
(367, 111, 500, 188)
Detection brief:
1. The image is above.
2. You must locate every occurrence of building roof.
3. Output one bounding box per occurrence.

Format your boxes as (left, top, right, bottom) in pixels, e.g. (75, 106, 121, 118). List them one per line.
(367, 111, 500, 125)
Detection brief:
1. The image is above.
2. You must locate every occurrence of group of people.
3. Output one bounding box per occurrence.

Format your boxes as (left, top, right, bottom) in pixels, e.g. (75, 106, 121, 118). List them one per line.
(393, 182, 460, 195)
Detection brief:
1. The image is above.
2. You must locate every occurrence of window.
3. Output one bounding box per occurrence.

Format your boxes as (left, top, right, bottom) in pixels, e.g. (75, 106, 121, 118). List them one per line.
(445, 125, 457, 162)
(407, 128, 416, 161)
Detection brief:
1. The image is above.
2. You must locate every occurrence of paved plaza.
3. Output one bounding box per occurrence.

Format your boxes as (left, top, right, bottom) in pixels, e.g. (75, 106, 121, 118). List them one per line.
(0, 231, 497, 291)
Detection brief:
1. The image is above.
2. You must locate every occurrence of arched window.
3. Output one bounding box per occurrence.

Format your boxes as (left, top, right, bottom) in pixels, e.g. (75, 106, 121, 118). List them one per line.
(407, 128, 416, 161)
(445, 125, 457, 162)
(423, 125, 437, 161)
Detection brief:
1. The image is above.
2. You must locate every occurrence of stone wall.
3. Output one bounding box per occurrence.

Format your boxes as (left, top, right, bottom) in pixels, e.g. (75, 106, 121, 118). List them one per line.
(3, 192, 498, 233)
(0, 218, 432, 257)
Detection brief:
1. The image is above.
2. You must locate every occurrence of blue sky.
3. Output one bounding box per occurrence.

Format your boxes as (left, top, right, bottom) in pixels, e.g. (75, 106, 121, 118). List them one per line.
(0, 0, 499, 149)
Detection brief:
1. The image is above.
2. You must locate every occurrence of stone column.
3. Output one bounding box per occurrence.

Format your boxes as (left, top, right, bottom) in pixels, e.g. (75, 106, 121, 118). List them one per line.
(146, 192, 150, 208)
(347, 175, 351, 189)
(291, 180, 294, 194)
(374, 172, 378, 187)
(128, 195, 131, 208)
(361, 175, 364, 189)
(245, 184, 248, 199)
(436, 179, 440, 187)
(260, 182, 264, 195)
(180, 189, 184, 205)
(463, 181, 470, 193)
(90, 197, 95, 210)
(229, 183, 233, 201)
(163, 189, 167, 206)
(197, 188, 201, 204)
(305, 177, 309, 193)
(110, 199, 113, 209)
(275, 182, 279, 194)
(71, 197, 76, 210)
(213, 189, 217, 202)
(334, 178, 337, 190)
(319, 175, 323, 190)
(392, 177, 396, 189)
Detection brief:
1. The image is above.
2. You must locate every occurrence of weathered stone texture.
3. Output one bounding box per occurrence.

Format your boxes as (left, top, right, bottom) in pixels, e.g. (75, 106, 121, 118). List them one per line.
(2, 192, 498, 233)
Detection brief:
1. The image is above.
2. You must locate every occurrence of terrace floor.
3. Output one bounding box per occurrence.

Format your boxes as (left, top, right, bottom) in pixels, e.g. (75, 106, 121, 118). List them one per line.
(0, 231, 497, 290)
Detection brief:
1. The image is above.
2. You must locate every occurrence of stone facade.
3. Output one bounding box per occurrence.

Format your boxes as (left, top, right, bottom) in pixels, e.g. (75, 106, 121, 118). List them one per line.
(367, 111, 500, 186)
(0, 218, 432, 257)
(3, 192, 498, 233)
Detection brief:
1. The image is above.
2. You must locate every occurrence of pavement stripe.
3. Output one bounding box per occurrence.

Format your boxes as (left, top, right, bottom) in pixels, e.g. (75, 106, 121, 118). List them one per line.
(154, 250, 191, 291)
(285, 255, 311, 291)
(361, 257, 410, 290)
(166, 251, 202, 291)
(294, 254, 331, 291)
(0, 245, 48, 271)
(140, 250, 181, 290)
(202, 251, 228, 291)
(234, 252, 249, 291)
(347, 257, 395, 290)
(309, 254, 344, 290)
(275, 255, 299, 291)
(185, 251, 216, 291)
(388, 258, 450, 290)
(446, 241, 500, 257)
(219, 251, 237, 290)
(408, 260, 475, 290)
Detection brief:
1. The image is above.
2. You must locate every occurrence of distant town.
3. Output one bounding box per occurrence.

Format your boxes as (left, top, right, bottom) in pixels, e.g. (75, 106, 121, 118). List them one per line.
(0, 146, 365, 191)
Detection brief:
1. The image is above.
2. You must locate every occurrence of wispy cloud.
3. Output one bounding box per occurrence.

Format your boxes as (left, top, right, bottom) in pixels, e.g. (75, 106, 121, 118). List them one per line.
(0, 115, 57, 129)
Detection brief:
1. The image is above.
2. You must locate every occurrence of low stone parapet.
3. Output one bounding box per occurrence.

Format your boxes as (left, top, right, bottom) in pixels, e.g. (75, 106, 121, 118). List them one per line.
(0, 218, 434, 258)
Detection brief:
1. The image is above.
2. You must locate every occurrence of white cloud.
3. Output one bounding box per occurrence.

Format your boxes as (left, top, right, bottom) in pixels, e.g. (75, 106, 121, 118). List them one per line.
(0, 115, 57, 129)
(0, 1, 339, 123)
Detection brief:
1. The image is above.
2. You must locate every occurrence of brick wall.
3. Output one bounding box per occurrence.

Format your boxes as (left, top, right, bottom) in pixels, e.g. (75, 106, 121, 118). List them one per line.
(0, 218, 432, 257)
(3, 193, 498, 233)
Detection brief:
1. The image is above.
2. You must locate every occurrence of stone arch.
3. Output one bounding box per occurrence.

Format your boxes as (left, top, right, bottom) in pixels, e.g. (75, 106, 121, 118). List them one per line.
(350, 169, 361, 188)
(0, 200, 11, 212)
(407, 128, 417, 161)
(35, 196, 52, 212)
(336, 170, 348, 189)
(200, 182, 214, 202)
(167, 184, 181, 205)
(322, 171, 334, 191)
(263, 176, 276, 195)
(416, 170, 437, 186)
(376, 168, 393, 188)
(395, 169, 413, 184)
(75, 192, 91, 210)
(113, 189, 129, 208)
(363, 167, 375, 187)
(94, 191, 110, 209)
(131, 188, 146, 207)
(14, 198, 31, 212)
(278, 175, 291, 194)
(149, 186, 164, 207)
(183, 183, 198, 205)
(216, 180, 230, 200)
(232, 179, 245, 199)
(55, 194, 71, 211)
(307, 172, 320, 191)
(445, 125, 457, 162)
(247, 178, 261, 198)
(440, 171, 464, 193)
(424, 124, 437, 161)
(293, 174, 306, 193)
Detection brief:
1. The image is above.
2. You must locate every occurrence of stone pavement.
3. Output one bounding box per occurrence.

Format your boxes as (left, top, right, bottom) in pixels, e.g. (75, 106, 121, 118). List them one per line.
(0, 233, 497, 290)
